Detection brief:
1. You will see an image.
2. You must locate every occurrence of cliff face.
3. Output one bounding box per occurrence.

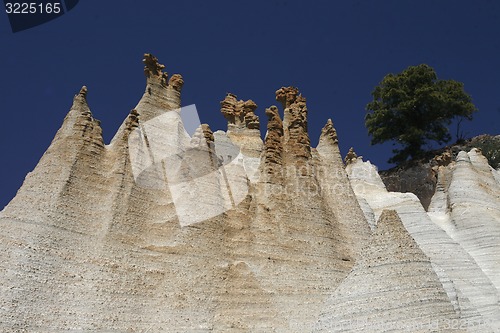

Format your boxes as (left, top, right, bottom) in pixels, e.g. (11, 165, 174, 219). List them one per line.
(0, 55, 498, 332)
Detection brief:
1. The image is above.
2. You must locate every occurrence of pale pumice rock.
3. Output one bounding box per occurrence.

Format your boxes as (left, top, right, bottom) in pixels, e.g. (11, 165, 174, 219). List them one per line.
(0, 54, 497, 332)
(347, 156, 500, 332)
(315, 210, 464, 332)
(218, 93, 263, 186)
(0, 56, 365, 332)
(428, 149, 500, 294)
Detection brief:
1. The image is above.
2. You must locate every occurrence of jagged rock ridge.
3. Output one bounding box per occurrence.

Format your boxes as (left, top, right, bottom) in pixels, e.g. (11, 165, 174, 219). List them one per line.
(0, 54, 499, 332)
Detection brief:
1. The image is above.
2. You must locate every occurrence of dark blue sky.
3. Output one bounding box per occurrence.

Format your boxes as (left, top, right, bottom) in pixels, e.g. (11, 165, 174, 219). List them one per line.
(1, 0, 499, 209)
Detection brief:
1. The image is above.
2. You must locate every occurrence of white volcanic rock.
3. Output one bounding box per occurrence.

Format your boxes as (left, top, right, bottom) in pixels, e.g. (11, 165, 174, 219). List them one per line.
(315, 210, 463, 332)
(427, 149, 500, 294)
(347, 156, 500, 332)
(0, 56, 366, 332)
(0, 54, 498, 332)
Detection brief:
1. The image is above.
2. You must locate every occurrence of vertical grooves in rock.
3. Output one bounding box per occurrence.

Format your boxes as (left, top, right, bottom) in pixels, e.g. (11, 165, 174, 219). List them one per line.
(262, 105, 284, 183)
(347, 156, 500, 331)
(447, 149, 500, 292)
(2, 54, 494, 332)
(316, 119, 371, 258)
(2, 86, 105, 229)
(276, 86, 311, 169)
(315, 210, 464, 332)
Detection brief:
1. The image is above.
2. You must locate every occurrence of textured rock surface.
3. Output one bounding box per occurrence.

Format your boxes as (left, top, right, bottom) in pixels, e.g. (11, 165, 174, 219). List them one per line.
(428, 149, 500, 293)
(347, 155, 500, 332)
(316, 210, 463, 332)
(380, 134, 500, 210)
(0, 56, 365, 332)
(0, 55, 498, 332)
(380, 160, 438, 210)
(220, 93, 260, 131)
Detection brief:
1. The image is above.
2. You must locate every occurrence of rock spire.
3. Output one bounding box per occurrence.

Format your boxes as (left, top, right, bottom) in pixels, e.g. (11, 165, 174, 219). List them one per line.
(220, 93, 260, 130)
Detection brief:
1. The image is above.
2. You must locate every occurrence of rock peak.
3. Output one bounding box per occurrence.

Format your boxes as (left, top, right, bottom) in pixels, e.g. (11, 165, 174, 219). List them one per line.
(344, 147, 358, 165)
(72, 86, 90, 112)
(191, 123, 215, 149)
(143, 53, 168, 87)
(143, 53, 166, 77)
(220, 93, 260, 130)
(168, 74, 184, 92)
(262, 105, 284, 179)
(275, 86, 302, 109)
(79, 86, 88, 98)
(133, 54, 184, 118)
(276, 86, 311, 162)
(320, 118, 338, 145)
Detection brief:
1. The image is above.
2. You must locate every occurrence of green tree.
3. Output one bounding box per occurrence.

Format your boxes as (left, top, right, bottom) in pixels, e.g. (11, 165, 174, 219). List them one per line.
(365, 64, 478, 163)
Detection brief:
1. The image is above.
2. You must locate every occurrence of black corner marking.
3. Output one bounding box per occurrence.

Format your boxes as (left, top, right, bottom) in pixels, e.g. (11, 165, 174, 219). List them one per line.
(4, 0, 80, 33)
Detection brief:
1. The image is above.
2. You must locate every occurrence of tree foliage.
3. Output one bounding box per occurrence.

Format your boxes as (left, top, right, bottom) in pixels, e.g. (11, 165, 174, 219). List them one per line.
(365, 64, 477, 163)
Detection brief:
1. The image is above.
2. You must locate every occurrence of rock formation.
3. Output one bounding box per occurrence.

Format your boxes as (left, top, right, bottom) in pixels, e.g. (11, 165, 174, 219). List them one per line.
(380, 134, 500, 210)
(220, 93, 260, 130)
(262, 105, 284, 181)
(276, 86, 312, 167)
(0, 54, 499, 332)
(316, 210, 464, 332)
(344, 147, 358, 165)
(346, 153, 500, 332)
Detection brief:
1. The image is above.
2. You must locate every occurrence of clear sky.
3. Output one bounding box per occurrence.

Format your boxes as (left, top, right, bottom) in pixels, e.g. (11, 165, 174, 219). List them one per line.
(1, 0, 499, 209)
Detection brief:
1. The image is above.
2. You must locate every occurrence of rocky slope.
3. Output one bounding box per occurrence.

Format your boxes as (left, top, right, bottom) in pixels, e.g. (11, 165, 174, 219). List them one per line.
(0, 54, 499, 332)
(380, 135, 500, 210)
